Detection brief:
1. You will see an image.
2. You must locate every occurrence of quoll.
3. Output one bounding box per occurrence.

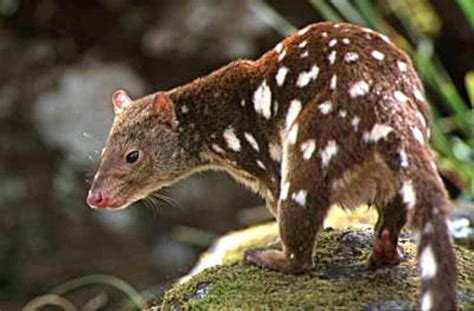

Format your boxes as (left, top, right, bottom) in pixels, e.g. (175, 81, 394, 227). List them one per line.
(87, 22, 457, 310)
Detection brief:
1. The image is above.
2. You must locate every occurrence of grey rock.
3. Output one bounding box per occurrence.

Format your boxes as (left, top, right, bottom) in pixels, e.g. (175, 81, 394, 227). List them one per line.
(34, 58, 145, 168)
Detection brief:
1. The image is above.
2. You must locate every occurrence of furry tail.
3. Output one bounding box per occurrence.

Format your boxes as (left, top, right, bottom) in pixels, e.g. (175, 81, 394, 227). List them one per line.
(412, 176, 457, 310)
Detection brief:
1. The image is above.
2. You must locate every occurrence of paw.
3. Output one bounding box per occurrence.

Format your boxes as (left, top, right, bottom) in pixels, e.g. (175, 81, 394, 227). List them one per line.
(369, 229, 405, 268)
(243, 248, 312, 274)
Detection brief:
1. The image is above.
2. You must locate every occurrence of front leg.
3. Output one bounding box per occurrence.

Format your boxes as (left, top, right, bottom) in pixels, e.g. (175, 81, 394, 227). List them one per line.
(244, 130, 331, 274)
(244, 190, 330, 274)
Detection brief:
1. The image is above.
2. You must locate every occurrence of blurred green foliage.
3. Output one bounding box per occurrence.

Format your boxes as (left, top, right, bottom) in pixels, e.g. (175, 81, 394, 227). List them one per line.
(256, 0, 474, 200)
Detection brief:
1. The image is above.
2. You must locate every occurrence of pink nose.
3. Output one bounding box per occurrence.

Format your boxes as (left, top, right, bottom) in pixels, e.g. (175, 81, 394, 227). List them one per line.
(87, 190, 108, 208)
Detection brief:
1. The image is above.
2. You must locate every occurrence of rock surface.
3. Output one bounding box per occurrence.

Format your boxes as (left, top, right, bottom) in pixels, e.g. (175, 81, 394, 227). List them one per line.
(155, 223, 474, 310)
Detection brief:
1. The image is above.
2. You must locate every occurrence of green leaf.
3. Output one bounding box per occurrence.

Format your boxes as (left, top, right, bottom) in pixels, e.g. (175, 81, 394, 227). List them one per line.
(330, 0, 367, 26)
(457, 0, 474, 28)
(309, 0, 343, 22)
(466, 71, 474, 108)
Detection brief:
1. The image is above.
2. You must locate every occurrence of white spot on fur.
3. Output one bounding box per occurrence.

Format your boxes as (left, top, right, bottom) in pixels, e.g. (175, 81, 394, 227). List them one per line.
(330, 74, 337, 90)
(412, 127, 425, 145)
(399, 149, 409, 168)
(339, 110, 347, 118)
(240, 99, 246, 106)
(298, 40, 308, 48)
(274, 42, 283, 54)
(416, 111, 427, 128)
(423, 222, 434, 235)
(286, 99, 302, 129)
(414, 88, 425, 102)
(278, 49, 287, 62)
(401, 180, 416, 209)
(211, 144, 225, 154)
(256, 160, 266, 170)
(394, 90, 408, 102)
(296, 65, 320, 87)
(421, 291, 432, 310)
(269, 142, 282, 162)
(320, 140, 338, 167)
(379, 33, 390, 43)
(344, 52, 359, 63)
(351, 116, 360, 131)
(288, 124, 299, 144)
(420, 246, 437, 279)
(280, 182, 290, 200)
(300, 50, 309, 58)
(223, 126, 241, 151)
(363, 124, 394, 143)
(342, 38, 350, 45)
(244, 132, 259, 152)
(321, 31, 328, 38)
(275, 66, 289, 87)
(273, 100, 279, 116)
(349, 80, 370, 97)
(253, 80, 272, 119)
(329, 39, 337, 47)
(328, 50, 337, 65)
(319, 101, 333, 115)
(181, 105, 189, 113)
(300, 139, 316, 160)
(292, 190, 307, 206)
(371, 50, 385, 61)
(298, 26, 310, 36)
(397, 60, 408, 72)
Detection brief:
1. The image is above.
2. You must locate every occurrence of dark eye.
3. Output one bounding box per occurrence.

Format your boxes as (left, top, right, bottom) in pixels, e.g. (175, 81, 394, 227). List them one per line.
(125, 150, 140, 164)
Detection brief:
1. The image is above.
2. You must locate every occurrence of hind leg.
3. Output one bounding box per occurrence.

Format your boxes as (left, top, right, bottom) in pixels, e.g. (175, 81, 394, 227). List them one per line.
(370, 196, 408, 268)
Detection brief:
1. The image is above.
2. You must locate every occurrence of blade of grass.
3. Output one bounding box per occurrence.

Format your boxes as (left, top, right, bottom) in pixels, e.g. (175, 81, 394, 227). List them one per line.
(457, 0, 474, 28)
(330, 0, 367, 26)
(466, 71, 474, 107)
(23, 294, 77, 311)
(414, 53, 474, 140)
(51, 274, 145, 309)
(309, 0, 343, 22)
(386, 0, 428, 44)
(353, 0, 381, 29)
(250, 0, 297, 36)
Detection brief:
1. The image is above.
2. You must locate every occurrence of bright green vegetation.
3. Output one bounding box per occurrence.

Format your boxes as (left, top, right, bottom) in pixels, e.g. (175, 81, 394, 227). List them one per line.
(159, 223, 474, 310)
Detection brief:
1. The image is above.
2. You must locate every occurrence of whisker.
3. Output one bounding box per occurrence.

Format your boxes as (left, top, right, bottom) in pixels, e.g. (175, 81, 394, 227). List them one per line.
(149, 191, 181, 209)
(141, 196, 162, 217)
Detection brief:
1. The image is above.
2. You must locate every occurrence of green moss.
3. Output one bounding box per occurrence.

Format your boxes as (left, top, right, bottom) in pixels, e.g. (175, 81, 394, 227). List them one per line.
(158, 223, 474, 310)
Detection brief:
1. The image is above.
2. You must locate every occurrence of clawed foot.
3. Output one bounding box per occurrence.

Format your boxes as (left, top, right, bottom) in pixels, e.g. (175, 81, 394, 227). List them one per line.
(243, 248, 312, 274)
(369, 229, 405, 268)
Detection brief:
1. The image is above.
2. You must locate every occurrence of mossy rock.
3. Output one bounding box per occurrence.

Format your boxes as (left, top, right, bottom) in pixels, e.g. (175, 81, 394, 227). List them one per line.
(156, 223, 474, 310)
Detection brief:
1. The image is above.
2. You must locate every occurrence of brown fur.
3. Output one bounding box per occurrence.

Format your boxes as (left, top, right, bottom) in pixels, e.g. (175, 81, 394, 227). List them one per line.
(88, 22, 457, 310)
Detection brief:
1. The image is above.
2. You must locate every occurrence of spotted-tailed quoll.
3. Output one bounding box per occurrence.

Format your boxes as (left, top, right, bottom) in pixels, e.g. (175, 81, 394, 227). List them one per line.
(87, 22, 457, 310)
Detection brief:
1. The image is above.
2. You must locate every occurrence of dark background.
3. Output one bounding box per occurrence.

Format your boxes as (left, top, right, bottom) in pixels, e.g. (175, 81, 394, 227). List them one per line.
(0, 0, 472, 309)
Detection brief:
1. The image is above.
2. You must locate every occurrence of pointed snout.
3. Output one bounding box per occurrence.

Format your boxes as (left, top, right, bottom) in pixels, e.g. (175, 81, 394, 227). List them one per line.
(87, 189, 111, 208)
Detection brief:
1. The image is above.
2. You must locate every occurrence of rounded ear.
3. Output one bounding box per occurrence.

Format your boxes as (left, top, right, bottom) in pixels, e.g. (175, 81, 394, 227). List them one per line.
(112, 89, 133, 115)
(153, 92, 178, 130)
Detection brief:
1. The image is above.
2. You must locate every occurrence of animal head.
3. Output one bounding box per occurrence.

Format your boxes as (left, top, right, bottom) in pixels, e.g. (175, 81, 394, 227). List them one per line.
(86, 90, 191, 210)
